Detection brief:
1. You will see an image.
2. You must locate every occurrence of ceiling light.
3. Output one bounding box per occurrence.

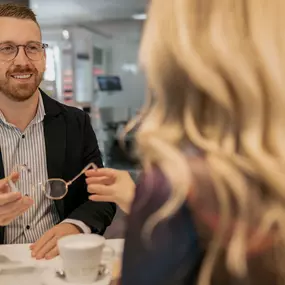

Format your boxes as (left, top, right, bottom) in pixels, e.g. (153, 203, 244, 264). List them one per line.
(62, 30, 70, 40)
(132, 13, 147, 20)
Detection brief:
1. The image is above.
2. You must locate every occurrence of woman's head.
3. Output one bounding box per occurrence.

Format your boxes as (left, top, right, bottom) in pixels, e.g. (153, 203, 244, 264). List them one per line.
(135, 0, 285, 284)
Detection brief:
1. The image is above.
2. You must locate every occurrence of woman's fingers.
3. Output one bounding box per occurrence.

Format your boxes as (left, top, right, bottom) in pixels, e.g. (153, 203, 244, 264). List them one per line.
(85, 168, 116, 179)
(89, 195, 114, 202)
(87, 184, 113, 196)
(86, 176, 114, 185)
(86, 168, 135, 214)
(85, 168, 117, 186)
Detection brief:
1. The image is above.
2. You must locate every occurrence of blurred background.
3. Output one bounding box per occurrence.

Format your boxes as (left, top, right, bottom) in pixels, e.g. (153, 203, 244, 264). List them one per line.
(1, 0, 149, 237)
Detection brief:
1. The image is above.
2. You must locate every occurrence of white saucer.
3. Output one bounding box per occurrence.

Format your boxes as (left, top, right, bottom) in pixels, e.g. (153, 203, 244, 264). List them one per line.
(0, 265, 45, 285)
(40, 268, 112, 285)
(0, 261, 37, 271)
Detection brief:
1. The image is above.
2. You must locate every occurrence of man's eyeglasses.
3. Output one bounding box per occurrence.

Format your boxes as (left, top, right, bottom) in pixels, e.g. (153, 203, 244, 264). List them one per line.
(7, 163, 97, 200)
(0, 41, 48, 62)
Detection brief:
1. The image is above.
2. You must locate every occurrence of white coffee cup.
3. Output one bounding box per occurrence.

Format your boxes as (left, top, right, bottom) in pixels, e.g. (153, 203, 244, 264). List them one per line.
(57, 234, 113, 283)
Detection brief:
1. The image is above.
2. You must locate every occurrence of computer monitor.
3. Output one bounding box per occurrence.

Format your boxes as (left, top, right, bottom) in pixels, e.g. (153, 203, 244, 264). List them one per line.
(97, 76, 122, 92)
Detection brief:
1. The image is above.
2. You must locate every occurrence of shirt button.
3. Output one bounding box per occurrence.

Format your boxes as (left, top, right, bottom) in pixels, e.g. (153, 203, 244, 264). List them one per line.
(26, 225, 30, 230)
(22, 134, 25, 139)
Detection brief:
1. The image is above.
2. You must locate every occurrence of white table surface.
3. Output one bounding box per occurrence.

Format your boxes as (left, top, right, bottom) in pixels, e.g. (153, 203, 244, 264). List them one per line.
(0, 239, 124, 285)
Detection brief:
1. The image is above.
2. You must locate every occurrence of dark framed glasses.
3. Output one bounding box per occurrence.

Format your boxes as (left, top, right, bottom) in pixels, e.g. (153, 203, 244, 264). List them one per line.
(7, 163, 98, 200)
(0, 41, 48, 62)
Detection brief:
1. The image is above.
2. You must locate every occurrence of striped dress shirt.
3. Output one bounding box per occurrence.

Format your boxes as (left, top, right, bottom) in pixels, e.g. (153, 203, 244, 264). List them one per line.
(0, 95, 90, 244)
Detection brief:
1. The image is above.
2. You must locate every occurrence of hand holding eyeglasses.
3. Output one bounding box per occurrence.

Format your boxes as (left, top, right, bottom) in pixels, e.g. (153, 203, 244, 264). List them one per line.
(9, 162, 98, 200)
(86, 168, 136, 214)
(0, 172, 33, 226)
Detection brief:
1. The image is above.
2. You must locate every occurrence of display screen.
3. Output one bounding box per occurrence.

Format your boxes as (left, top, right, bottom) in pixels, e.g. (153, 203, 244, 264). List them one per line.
(97, 76, 122, 91)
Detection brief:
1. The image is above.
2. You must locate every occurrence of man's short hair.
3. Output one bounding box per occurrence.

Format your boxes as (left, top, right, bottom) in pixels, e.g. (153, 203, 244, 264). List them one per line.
(0, 3, 39, 27)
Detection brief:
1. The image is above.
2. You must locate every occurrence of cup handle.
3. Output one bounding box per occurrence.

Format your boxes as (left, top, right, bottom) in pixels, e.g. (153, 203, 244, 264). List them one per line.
(97, 246, 115, 280)
(101, 245, 115, 264)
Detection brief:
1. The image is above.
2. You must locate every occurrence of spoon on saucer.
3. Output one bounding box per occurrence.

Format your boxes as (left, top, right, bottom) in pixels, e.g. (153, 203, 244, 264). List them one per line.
(56, 264, 109, 280)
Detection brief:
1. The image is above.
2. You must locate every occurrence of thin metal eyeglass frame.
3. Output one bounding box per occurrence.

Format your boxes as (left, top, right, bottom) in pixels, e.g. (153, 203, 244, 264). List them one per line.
(7, 162, 98, 200)
(0, 42, 48, 62)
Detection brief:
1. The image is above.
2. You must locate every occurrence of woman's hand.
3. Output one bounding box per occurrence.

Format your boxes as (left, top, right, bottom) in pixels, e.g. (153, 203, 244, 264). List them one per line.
(85, 168, 135, 214)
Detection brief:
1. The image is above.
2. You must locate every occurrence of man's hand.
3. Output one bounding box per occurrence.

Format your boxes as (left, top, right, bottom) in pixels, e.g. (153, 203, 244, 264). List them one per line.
(30, 223, 81, 260)
(0, 173, 33, 226)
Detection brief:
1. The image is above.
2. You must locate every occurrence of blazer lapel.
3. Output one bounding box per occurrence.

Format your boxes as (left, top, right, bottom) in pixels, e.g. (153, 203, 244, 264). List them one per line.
(43, 115, 66, 179)
(0, 151, 4, 243)
(42, 91, 66, 219)
(0, 149, 4, 179)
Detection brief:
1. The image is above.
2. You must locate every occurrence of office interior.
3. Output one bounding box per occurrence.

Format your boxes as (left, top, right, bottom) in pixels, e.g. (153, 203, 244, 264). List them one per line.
(1, 0, 148, 237)
(5, 0, 146, 171)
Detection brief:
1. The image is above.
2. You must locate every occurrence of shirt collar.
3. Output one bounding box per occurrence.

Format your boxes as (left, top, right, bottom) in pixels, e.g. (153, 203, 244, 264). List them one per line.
(0, 92, 46, 128)
(31, 93, 46, 125)
(0, 110, 6, 126)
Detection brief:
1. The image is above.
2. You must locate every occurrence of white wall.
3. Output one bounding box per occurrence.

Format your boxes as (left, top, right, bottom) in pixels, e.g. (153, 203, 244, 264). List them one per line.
(41, 21, 146, 115)
(94, 20, 146, 121)
(71, 27, 94, 103)
(41, 23, 146, 160)
(96, 40, 145, 111)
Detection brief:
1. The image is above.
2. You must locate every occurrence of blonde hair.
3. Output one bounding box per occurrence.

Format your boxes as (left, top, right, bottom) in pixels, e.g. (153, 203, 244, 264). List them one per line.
(133, 0, 285, 284)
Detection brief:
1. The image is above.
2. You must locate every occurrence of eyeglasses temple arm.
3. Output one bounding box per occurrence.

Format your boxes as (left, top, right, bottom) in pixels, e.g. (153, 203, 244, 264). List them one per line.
(67, 162, 98, 186)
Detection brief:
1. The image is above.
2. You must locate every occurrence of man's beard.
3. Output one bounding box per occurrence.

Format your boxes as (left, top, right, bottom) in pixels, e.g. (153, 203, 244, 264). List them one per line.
(0, 67, 44, 102)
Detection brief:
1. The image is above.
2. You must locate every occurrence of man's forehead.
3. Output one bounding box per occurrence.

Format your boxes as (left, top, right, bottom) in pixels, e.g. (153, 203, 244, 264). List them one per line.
(0, 17, 41, 41)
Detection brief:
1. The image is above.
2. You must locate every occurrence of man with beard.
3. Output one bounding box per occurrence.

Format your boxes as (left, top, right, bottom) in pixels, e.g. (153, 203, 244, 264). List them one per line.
(0, 3, 116, 259)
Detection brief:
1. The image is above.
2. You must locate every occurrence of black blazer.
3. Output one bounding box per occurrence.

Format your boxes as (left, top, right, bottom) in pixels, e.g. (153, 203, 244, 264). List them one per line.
(0, 90, 116, 243)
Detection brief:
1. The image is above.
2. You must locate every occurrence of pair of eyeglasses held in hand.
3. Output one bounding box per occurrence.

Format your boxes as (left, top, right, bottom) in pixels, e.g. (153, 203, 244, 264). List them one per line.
(7, 163, 98, 200)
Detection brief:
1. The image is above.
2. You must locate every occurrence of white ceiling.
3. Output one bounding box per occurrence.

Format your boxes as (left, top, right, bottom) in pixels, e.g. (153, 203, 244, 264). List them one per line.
(31, 0, 148, 25)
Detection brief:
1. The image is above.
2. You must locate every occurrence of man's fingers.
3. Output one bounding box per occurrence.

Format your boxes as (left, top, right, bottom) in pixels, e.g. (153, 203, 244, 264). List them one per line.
(0, 183, 9, 194)
(89, 194, 114, 202)
(32, 230, 55, 255)
(9, 172, 20, 183)
(45, 246, 59, 260)
(0, 177, 10, 189)
(0, 192, 22, 206)
(2, 172, 20, 185)
(35, 236, 57, 260)
(0, 203, 33, 226)
(87, 185, 113, 196)
(16, 203, 33, 216)
(0, 196, 33, 215)
(31, 230, 55, 257)
(86, 176, 114, 185)
(0, 172, 19, 189)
